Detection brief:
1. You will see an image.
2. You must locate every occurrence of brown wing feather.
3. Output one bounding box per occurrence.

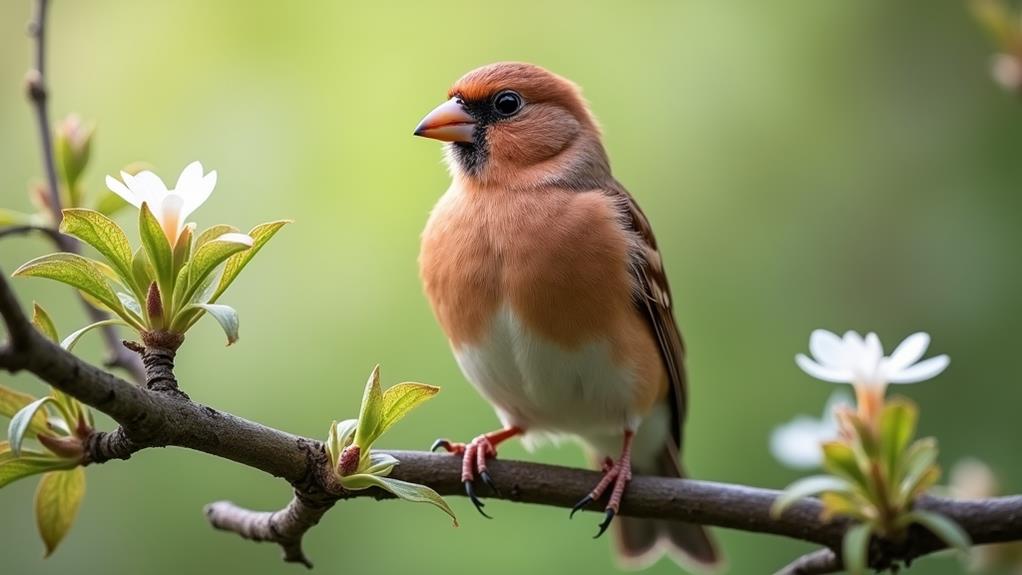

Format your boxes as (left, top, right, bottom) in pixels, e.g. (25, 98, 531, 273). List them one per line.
(604, 181, 687, 449)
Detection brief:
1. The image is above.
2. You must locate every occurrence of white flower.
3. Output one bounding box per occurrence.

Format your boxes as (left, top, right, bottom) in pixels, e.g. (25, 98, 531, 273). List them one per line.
(795, 330, 949, 420)
(796, 330, 949, 387)
(770, 391, 852, 469)
(105, 161, 217, 245)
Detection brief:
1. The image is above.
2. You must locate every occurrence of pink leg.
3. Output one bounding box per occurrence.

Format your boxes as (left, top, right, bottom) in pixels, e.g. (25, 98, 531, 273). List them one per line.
(570, 430, 635, 538)
(431, 426, 522, 517)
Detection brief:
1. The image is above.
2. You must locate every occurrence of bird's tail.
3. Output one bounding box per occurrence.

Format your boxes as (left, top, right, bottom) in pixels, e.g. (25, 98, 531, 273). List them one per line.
(612, 447, 723, 572)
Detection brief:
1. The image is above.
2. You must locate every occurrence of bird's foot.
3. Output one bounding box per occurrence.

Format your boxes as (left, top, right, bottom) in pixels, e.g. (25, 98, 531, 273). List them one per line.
(430, 426, 522, 518)
(569, 431, 635, 538)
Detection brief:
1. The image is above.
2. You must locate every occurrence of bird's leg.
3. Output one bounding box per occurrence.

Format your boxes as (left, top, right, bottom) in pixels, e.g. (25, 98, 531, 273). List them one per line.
(570, 430, 635, 538)
(431, 426, 522, 518)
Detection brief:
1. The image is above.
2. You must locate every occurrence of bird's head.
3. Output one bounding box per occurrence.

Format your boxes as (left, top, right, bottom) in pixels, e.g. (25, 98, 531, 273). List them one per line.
(414, 62, 610, 190)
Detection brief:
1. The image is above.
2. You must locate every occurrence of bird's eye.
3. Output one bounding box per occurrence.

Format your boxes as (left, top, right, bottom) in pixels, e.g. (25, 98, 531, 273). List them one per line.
(492, 90, 524, 117)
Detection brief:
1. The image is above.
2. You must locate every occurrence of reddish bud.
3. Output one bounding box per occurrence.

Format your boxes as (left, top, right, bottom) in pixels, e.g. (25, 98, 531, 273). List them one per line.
(37, 434, 85, 461)
(146, 281, 164, 327)
(338, 445, 361, 477)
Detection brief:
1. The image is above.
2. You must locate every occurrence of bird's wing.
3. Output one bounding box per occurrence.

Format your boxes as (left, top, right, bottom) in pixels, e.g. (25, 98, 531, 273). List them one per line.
(604, 181, 687, 449)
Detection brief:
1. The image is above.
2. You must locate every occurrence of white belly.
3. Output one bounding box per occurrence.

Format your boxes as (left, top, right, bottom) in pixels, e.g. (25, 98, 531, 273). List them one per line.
(453, 306, 639, 439)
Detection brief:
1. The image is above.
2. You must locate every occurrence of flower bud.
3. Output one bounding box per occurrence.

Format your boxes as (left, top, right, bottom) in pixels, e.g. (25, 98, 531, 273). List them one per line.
(53, 115, 93, 207)
(338, 445, 361, 477)
(37, 434, 85, 461)
(146, 281, 164, 328)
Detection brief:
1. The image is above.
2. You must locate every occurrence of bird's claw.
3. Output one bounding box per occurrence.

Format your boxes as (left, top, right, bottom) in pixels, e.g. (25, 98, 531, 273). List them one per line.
(594, 508, 615, 539)
(573, 444, 632, 538)
(479, 469, 500, 496)
(569, 494, 593, 519)
(464, 480, 493, 519)
(436, 434, 503, 518)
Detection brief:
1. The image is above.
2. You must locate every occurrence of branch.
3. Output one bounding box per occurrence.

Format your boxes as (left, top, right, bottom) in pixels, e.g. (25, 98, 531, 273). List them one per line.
(2, 270, 1022, 570)
(21, 0, 146, 384)
(0, 224, 61, 242)
(776, 549, 840, 575)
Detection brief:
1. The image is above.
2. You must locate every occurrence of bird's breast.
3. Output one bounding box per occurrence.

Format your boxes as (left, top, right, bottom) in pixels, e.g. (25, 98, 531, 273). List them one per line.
(419, 184, 668, 430)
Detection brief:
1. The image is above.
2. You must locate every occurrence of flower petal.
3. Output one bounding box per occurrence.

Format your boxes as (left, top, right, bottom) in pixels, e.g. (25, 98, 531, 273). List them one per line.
(105, 175, 142, 208)
(888, 354, 950, 384)
(885, 332, 930, 372)
(217, 232, 254, 247)
(796, 354, 854, 383)
(175, 161, 204, 191)
(770, 417, 829, 469)
(809, 329, 844, 366)
(124, 170, 169, 216)
(160, 194, 185, 244)
(179, 168, 217, 222)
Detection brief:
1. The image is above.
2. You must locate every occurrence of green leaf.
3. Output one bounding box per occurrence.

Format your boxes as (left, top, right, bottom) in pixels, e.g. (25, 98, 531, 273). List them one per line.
(339, 473, 457, 526)
(822, 441, 870, 489)
(362, 451, 400, 476)
(771, 475, 852, 517)
(59, 209, 134, 288)
(376, 382, 439, 442)
(139, 202, 173, 290)
(173, 269, 223, 330)
(35, 467, 86, 556)
(31, 303, 59, 342)
(172, 223, 195, 277)
(93, 190, 128, 217)
(842, 523, 873, 575)
(131, 246, 154, 294)
(54, 118, 92, 193)
(904, 466, 942, 502)
(13, 253, 125, 320)
(183, 234, 252, 304)
(901, 510, 971, 554)
(820, 491, 870, 522)
(194, 224, 239, 252)
(209, 220, 290, 303)
(896, 438, 939, 503)
(0, 387, 50, 436)
(326, 421, 341, 468)
(0, 441, 46, 463)
(879, 398, 918, 478)
(335, 419, 358, 447)
(10, 397, 56, 456)
(844, 414, 879, 460)
(354, 366, 384, 451)
(0, 456, 77, 489)
(60, 319, 130, 351)
(118, 292, 142, 317)
(185, 303, 239, 345)
(325, 419, 358, 470)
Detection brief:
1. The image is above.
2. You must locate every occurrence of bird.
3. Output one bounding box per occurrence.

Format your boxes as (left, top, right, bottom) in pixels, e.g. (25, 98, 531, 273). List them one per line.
(414, 62, 721, 571)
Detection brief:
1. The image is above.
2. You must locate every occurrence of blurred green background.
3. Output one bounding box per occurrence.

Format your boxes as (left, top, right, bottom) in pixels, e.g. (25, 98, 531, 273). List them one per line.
(1, 1, 1020, 573)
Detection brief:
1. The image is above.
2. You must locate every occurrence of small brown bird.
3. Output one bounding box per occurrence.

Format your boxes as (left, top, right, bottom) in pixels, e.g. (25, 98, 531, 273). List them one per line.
(415, 62, 721, 571)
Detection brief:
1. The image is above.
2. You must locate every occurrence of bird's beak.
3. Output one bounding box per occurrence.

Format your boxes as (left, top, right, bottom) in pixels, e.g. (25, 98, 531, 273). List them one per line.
(413, 98, 476, 143)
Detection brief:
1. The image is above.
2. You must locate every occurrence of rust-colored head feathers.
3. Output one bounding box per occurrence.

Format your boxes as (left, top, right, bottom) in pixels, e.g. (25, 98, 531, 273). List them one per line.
(415, 62, 610, 190)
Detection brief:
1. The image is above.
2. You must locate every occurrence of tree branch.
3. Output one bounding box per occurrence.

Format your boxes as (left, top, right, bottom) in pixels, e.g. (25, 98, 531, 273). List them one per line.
(2, 271, 1021, 570)
(775, 549, 840, 575)
(21, 0, 146, 384)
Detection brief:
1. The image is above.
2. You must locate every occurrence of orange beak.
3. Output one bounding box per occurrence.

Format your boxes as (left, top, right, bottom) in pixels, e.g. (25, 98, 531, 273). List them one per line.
(413, 98, 476, 143)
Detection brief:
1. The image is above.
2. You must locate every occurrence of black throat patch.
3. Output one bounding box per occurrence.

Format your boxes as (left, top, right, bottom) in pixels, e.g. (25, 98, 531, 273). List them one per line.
(448, 97, 500, 175)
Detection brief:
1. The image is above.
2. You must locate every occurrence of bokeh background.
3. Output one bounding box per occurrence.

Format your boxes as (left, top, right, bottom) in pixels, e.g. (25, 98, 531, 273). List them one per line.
(1, 1, 1020, 573)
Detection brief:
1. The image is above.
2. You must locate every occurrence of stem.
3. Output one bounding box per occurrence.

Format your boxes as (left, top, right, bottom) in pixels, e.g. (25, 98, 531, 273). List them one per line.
(23, 0, 146, 384)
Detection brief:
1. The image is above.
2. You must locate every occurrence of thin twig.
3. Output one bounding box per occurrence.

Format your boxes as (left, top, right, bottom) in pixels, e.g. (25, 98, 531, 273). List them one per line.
(22, 0, 146, 384)
(0, 224, 60, 241)
(775, 549, 840, 575)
